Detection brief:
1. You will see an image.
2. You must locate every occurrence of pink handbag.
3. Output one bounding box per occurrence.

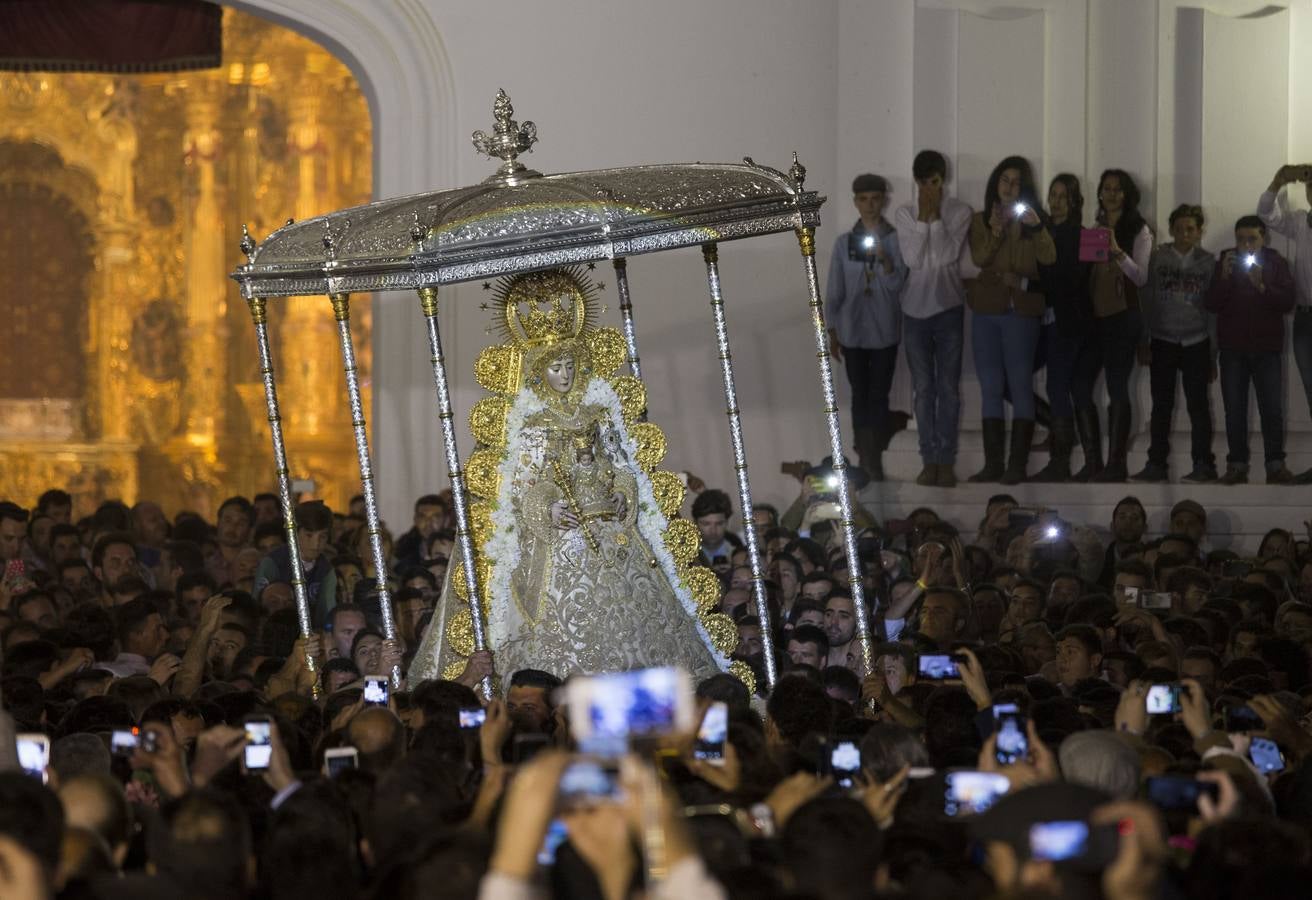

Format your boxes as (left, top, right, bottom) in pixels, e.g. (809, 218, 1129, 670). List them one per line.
(1079, 228, 1110, 262)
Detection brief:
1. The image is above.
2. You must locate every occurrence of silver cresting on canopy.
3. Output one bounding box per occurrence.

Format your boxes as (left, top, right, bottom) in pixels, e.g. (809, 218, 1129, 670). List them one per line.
(231, 89, 872, 695)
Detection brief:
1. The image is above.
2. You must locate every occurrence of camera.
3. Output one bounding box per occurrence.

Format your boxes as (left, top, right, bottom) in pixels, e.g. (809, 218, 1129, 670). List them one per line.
(918, 653, 965, 681)
(1145, 683, 1182, 715)
(944, 771, 1010, 816)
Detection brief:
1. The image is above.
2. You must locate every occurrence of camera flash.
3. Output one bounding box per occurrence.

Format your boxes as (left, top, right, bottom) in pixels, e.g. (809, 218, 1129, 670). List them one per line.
(1243, 253, 1258, 268)
(1045, 525, 1060, 539)
(862, 235, 875, 249)
(826, 476, 839, 488)
(1013, 203, 1027, 217)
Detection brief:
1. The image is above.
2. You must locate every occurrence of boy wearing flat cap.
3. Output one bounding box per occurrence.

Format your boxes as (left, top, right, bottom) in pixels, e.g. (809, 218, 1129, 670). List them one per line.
(826, 173, 909, 480)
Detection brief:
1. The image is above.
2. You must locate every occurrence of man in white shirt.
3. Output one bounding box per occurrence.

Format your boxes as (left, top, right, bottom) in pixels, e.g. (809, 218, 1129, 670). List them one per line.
(1258, 163, 1312, 482)
(894, 149, 973, 487)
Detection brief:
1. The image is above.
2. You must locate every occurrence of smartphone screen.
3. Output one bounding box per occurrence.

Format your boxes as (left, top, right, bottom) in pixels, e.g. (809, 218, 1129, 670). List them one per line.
(111, 728, 140, 757)
(1250, 737, 1285, 774)
(917, 654, 963, 681)
(537, 818, 569, 867)
(558, 760, 622, 807)
(994, 712, 1029, 766)
(1145, 684, 1182, 715)
(692, 701, 728, 764)
(459, 707, 487, 729)
(566, 667, 693, 756)
(1140, 592, 1173, 611)
(16, 734, 49, 780)
(944, 771, 1010, 816)
(830, 740, 862, 789)
(324, 748, 359, 777)
(1144, 775, 1217, 811)
(363, 677, 389, 706)
(244, 719, 273, 771)
(1225, 704, 1263, 733)
(1029, 821, 1089, 861)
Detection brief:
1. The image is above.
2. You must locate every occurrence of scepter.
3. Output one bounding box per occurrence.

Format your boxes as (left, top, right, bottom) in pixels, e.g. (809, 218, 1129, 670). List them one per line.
(551, 459, 600, 552)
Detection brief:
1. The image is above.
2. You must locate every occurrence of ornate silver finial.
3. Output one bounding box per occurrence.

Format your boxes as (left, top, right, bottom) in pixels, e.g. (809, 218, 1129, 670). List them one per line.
(240, 224, 256, 263)
(409, 212, 427, 247)
(471, 89, 541, 184)
(789, 152, 807, 191)
(322, 220, 336, 260)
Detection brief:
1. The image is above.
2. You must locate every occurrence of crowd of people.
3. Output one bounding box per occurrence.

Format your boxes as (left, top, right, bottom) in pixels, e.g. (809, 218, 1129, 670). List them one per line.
(1, 476, 1311, 900)
(826, 156, 1312, 487)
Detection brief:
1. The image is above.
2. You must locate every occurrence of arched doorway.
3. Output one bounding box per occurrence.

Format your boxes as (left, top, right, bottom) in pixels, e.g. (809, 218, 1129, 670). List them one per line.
(0, 9, 384, 517)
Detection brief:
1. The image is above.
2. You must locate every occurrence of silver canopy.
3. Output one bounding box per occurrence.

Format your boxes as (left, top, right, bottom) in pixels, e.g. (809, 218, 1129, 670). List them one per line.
(233, 163, 822, 298)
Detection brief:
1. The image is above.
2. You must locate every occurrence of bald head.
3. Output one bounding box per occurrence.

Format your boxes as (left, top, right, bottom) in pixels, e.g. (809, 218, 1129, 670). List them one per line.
(58, 773, 132, 866)
(347, 707, 406, 773)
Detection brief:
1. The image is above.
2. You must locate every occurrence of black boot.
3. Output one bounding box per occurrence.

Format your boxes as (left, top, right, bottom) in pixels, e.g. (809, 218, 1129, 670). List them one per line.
(1001, 418, 1035, 485)
(1032, 416, 1074, 482)
(855, 427, 883, 481)
(1032, 394, 1053, 451)
(1071, 406, 1103, 482)
(1095, 402, 1131, 482)
(969, 418, 1007, 483)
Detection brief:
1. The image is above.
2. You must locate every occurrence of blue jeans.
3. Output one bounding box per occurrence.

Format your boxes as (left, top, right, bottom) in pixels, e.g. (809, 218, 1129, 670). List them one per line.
(903, 306, 964, 465)
(1292, 307, 1312, 417)
(1046, 327, 1084, 419)
(1219, 349, 1284, 470)
(972, 311, 1041, 419)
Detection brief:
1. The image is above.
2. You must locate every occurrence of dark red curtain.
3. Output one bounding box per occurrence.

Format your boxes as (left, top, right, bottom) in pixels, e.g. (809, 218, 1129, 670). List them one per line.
(0, 0, 222, 73)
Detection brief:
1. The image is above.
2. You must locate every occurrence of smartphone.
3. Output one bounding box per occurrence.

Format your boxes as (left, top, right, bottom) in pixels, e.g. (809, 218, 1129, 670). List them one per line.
(1249, 737, 1286, 774)
(537, 818, 570, 866)
(1145, 683, 1182, 715)
(566, 666, 693, 757)
(994, 711, 1029, 766)
(243, 718, 273, 771)
(323, 746, 359, 777)
(1120, 585, 1140, 605)
(692, 701, 728, 765)
(944, 770, 1010, 816)
(1225, 704, 1264, 733)
(830, 740, 862, 789)
(1140, 592, 1173, 611)
(111, 728, 140, 757)
(363, 676, 389, 706)
(2, 558, 24, 583)
(1144, 775, 1218, 811)
(459, 707, 487, 729)
(558, 759, 623, 807)
(16, 733, 50, 781)
(1028, 821, 1119, 868)
(513, 733, 551, 765)
(917, 654, 964, 681)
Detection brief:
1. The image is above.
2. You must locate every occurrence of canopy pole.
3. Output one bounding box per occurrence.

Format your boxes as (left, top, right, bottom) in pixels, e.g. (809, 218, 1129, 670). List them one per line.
(701, 243, 777, 691)
(418, 287, 493, 700)
(795, 226, 873, 674)
(612, 259, 643, 381)
(328, 292, 401, 687)
(245, 296, 319, 699)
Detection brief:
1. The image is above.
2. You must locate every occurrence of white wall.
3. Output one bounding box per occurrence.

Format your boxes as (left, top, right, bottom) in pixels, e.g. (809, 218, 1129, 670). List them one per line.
(238, 0, 1312, 535)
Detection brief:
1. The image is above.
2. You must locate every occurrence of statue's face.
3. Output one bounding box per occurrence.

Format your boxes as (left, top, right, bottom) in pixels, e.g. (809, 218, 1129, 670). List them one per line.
(544, 353, 575, 394)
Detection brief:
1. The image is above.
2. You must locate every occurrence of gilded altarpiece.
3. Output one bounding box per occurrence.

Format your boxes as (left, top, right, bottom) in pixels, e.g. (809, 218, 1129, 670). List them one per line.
(0, 11, 372, 518)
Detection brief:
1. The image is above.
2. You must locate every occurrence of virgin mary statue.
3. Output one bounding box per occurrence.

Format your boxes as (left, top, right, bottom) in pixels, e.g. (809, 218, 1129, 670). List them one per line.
(409, 267, 749, 689)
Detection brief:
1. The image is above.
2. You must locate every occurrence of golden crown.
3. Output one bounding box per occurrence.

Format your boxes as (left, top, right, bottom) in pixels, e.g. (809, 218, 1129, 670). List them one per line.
(490, 267, 600, 351)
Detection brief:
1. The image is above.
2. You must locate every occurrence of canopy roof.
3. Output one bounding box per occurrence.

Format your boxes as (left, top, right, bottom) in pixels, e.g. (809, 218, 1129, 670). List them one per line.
(231, 92, 824, 299)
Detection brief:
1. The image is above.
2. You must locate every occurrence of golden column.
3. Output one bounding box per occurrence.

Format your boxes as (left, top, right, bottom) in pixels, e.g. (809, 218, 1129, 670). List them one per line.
(181, 84, 229, 451)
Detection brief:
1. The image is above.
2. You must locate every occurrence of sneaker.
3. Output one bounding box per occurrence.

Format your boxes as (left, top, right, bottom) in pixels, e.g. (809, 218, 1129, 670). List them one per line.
(936, 465, 957, 488)
(915, 465, 937, 487)
(1130, 462, 1168, 482)
(1180, 465, 1219, 484)
(1267, 466, 1295, 485)
(1219, 467, 1248, 485)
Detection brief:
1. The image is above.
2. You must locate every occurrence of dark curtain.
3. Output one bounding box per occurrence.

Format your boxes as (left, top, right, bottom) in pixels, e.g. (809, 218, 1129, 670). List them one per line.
(0, 0, 222, 73)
